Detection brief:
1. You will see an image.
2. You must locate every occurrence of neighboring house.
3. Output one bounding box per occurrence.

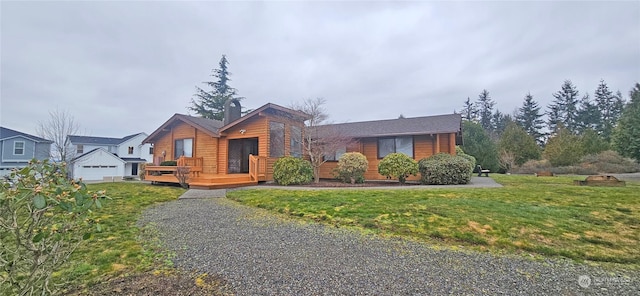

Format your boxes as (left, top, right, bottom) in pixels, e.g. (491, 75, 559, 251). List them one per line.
(68, 133, 153, 181)
(142, 101, 310, 188)
(142, 100, 462, 188)
(316, 114, 462, 181)
(0, 127, 53, 176)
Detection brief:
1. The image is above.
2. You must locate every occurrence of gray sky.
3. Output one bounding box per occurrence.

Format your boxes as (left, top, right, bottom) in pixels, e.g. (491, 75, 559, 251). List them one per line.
(2, 1, 639, 137)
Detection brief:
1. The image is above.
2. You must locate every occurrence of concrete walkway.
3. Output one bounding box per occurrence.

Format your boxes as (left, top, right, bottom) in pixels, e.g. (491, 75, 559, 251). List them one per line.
(178, 177, 501, 199)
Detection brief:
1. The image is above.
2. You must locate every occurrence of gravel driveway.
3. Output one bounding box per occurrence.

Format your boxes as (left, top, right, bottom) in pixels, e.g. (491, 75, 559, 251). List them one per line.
(139, 197, 638, 295)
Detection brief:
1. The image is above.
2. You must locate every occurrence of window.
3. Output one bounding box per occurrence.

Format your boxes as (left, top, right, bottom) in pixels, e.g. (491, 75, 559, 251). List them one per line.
(324, 146, 346, 161)
(77, 144, 84, 154)
(149, 146, 154, 155)
(174, 139, 193, 158)
(128, 146, 134, 154)
(377, 136, 413, 158)
(13, 142, 25, 155)
(290, 126, 302, 158)
(269, 121, 285, 157)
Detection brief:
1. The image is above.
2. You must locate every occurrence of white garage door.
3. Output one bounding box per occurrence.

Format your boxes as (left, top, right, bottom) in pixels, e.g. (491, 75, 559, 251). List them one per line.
(77, 165, 118, 181)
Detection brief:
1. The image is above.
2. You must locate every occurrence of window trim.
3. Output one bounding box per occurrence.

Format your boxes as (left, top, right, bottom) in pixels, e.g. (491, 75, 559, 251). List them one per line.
(13, 141, 25, 155)
(77, 144, 84, 154)
(128, 146, 134, 155)
(377, 136, 414, 159)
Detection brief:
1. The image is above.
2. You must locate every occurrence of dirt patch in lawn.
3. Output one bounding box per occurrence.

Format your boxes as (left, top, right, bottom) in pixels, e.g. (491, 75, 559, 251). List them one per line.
(67, 271, 233, 296)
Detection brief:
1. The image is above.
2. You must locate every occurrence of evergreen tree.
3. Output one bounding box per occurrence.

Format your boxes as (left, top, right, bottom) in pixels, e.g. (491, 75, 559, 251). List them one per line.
(515, 93, 545, 144)
(462, 121, 499, 172)
(593, 80, 625, 141)
(580, 128, 609, 156)
(548, 80, 580, 133)
(612, 83, 640, 162)
(492, 110, 512, 137)
(576, 94, 600, 133)
(189, 55, 242, 120)
(543, 126, 583, 166)
(498, 122, 541, 166)
(477, 89, 495, 131)
(461, 97, 478, 122)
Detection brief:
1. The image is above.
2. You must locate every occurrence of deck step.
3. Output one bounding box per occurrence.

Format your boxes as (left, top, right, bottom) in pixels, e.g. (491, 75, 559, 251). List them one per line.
(188, 180, 257, 190)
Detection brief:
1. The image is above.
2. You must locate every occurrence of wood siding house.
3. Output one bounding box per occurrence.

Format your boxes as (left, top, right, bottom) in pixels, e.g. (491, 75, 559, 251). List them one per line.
(142, 102, 310, 189)
(315, 114, 463, 181)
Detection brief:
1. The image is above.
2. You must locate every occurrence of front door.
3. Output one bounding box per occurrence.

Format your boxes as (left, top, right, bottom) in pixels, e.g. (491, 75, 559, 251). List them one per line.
(228, 138, 258, 173)
(132, 163, 138, 176)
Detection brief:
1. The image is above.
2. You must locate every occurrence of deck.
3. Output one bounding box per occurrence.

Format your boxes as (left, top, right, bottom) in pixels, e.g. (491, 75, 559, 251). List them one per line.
(144, 155, 267, 189)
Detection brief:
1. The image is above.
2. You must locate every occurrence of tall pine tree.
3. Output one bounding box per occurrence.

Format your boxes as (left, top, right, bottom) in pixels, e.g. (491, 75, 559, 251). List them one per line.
(477, 89, 495, 131)
(594, 80, 625, 141)
(576, 93, 600, 133)
(189, 55, 242, 120)
(515, 93, 544, 145)
(461, 97, 478, 122)
(612, 83, 640, 162)
(548, 80, 580, 133)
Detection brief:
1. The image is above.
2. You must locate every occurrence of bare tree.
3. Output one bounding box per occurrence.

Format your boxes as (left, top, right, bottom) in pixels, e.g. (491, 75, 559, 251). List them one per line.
(498, 149, 516, 173)
(36, 108, 81, 162)
(290, 98, 353, 183)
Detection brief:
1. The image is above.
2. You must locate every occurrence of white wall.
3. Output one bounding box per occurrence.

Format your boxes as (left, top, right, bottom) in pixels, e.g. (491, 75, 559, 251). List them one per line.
(72, 149, 125, 181)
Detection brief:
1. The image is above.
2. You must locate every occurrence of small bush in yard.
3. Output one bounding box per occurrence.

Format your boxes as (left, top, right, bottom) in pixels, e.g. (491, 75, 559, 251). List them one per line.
(419, 154, 473, 185)
(160, 160, 177, 166)
(334, 152, 368, 184)
(0, 159, 107, 295)
(377, 153, 418, 184)
(273, 156, 313, 185)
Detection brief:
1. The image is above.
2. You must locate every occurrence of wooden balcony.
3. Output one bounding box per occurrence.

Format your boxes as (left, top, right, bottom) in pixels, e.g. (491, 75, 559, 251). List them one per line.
(144, 155, 266, 189)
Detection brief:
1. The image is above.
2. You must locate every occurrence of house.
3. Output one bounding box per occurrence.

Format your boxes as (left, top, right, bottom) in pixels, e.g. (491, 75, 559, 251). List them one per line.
(142, 99, 462, 188)
(68, 133, 153, 181)
(142, 100, 310, 189)
(316, 114, 462, 181)
(0, 126, 53, 176)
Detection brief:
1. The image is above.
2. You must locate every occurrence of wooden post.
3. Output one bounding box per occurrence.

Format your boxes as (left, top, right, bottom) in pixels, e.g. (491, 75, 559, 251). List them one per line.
(450, 133, 456, 155)
(435, 134, 440, 154)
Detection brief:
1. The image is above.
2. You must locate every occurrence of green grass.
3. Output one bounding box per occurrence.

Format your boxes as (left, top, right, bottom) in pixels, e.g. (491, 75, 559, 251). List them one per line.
(54, 182, 186, 291)
(227, 175, 640, 266)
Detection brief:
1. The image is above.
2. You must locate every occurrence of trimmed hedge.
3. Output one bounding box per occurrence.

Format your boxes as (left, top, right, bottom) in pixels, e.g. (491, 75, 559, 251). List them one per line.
(160, 160, 177, 166)
(418, 153, 473, 185)
(334, 152, 368, 184)
(273, 156, 313, 186)
(377, 153, 418, 184)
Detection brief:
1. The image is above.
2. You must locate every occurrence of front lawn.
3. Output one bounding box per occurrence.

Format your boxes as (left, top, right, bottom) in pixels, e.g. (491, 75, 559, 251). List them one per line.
(228, 175, 640, 266)
(55, 182, 186, 292)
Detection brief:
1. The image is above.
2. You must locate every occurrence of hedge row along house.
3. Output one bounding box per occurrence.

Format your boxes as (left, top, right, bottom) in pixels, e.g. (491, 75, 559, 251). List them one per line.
(142, 100, 462, 188)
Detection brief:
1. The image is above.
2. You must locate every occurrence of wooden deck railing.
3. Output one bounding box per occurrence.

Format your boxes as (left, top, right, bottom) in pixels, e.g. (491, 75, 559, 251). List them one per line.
(145, 156, 204, 182)
(249, 154, 267, 181)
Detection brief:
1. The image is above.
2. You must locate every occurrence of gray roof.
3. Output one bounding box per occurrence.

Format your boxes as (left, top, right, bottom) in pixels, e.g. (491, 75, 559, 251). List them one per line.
(315, 113, 462, 138)
(0, 126, 52, 143)
(68, 133, 145, 145)
(175, 114, 225, 135)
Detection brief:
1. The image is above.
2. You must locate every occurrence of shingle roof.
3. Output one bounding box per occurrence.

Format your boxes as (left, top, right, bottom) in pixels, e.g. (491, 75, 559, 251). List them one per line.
(68, 133, 145, 145)
(0, 126, 53, 143)
(174, 114, 225, 136)
(315, 113, 462, 138)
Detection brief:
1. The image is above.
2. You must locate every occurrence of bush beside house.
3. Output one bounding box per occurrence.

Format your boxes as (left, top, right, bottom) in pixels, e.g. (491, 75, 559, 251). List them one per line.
(418, 153, 474, 185)
(377, 153, 418, 184)
(273, 156, 313, 186)
(334, 152, 368, 184)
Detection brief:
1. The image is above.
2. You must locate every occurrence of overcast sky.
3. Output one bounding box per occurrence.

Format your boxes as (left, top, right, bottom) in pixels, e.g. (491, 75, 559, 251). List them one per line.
(1, 1, 639, 138)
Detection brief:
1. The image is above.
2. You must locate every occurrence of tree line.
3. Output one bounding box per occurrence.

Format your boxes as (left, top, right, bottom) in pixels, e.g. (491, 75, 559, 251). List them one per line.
(460, 80, 640, 172)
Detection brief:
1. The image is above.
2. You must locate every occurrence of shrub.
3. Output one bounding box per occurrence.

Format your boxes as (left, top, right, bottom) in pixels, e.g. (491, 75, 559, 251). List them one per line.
(418, 154, 473, 185)
(160, 160, 177, 166)
(513, 159, 552, 174)
(456, 146, 477, 171)
(0, 159, 107, 295)
(580, 150, 640, 173)
(377, 153, 418, 184)
(273, 156, 313, 186)
(334, 152, 368, 184)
